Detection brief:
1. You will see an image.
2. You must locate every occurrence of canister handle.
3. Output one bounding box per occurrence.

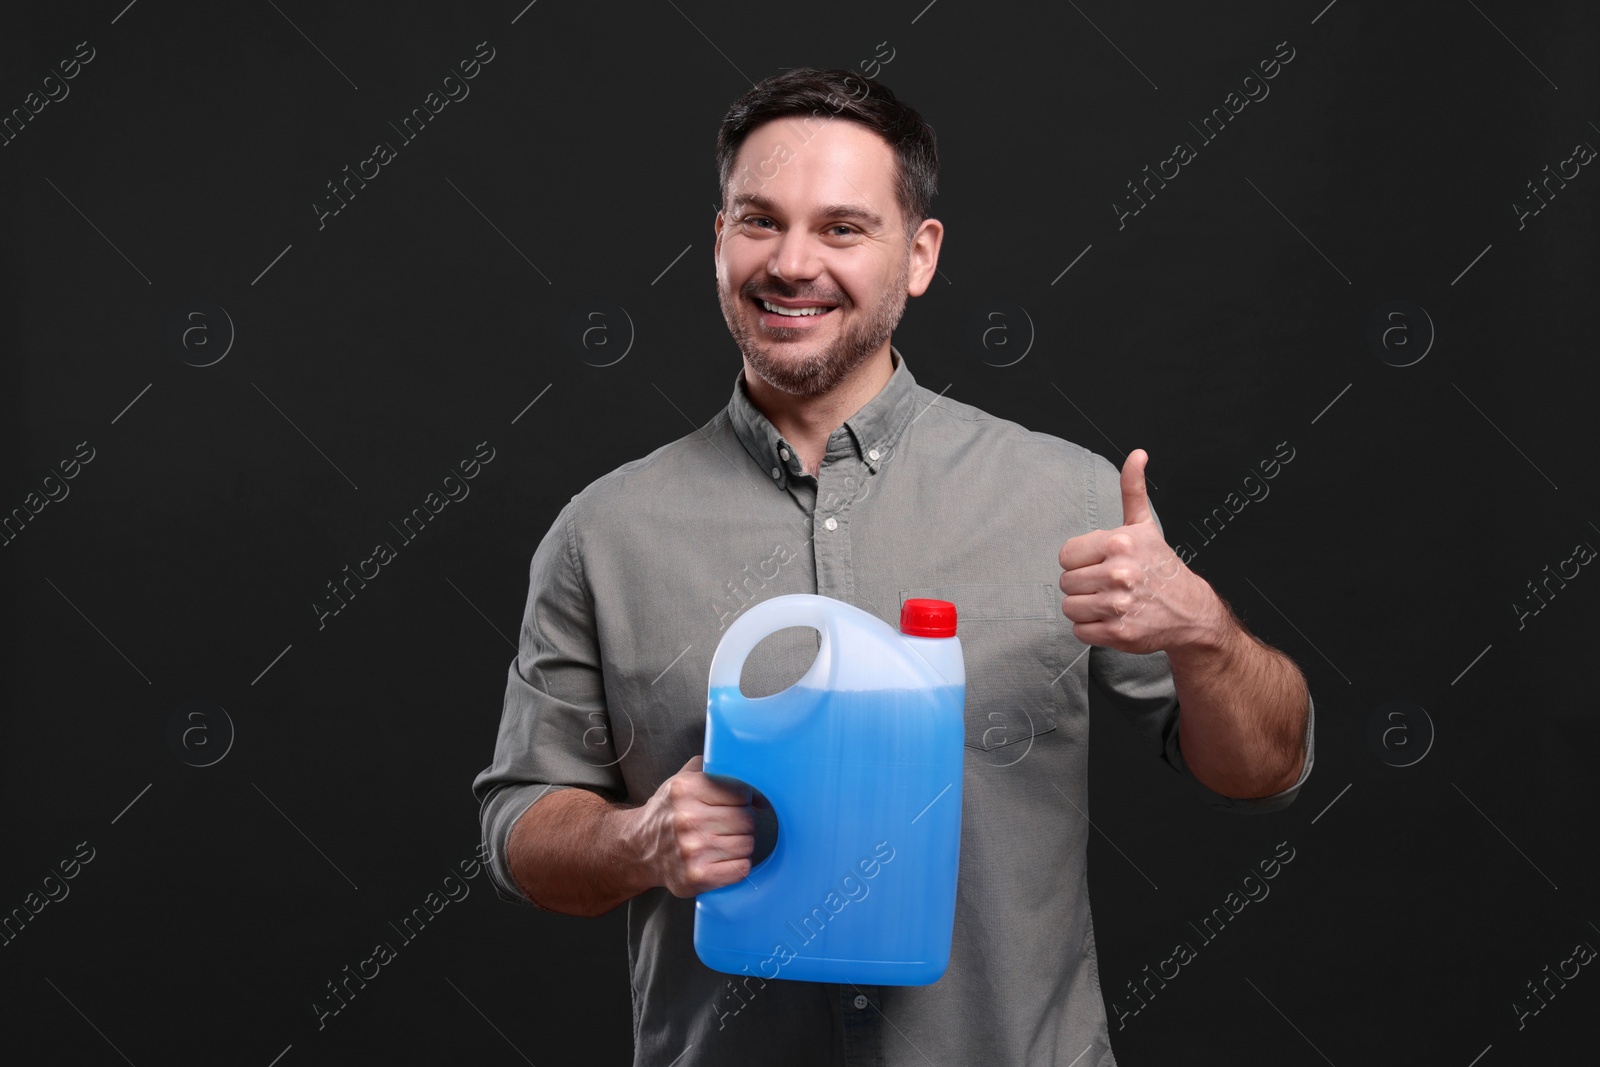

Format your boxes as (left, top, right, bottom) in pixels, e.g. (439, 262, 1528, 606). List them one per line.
(706, 594, 836, 694)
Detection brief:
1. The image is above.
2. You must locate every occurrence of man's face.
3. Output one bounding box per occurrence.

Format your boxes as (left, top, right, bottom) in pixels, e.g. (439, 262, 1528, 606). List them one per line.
(714, 116, 941, 398)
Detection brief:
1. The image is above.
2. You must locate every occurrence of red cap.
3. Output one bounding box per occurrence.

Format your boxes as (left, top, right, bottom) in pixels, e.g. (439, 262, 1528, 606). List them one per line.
(900, 598, 957, 638)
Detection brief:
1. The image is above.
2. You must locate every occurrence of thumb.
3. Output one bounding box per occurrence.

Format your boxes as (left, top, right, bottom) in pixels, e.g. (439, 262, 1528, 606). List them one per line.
(1120, 449, 1154, 525)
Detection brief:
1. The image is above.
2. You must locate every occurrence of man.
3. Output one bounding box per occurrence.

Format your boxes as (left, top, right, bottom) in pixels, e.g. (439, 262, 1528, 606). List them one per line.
(473, 67, 1313, 1066)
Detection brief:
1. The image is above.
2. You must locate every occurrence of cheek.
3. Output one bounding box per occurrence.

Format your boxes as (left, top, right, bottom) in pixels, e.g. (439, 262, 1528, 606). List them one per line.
(834, 268, 879, 309)
(718, 244, 760, 292)
(714, 256, 742, 299)
(847, 251, 906, 307)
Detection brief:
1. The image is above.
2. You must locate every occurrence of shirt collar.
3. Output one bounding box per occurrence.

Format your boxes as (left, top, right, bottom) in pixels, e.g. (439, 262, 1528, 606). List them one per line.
(726, 346, 919, 486)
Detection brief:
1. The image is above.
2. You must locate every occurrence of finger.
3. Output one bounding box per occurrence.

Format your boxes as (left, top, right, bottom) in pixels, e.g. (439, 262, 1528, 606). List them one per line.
(1069, 620, 1126, 648)
(1120, 449, 1154, 525)
(672, 852, 754, 897)
(1059, 560, 1133, 598)
(685, 832, 755, 873)
(1061, 588, 1147, 624)
(702, 833, 755, 860)
(700, 855, 755, 891)
(1058, 529, 1110, 573)
(682, 755, 753, 805)
(685, 830, 755, 880)
(695, 805, 756, 836)
(698, 772, 755, 806)
(1060, 593, 1124, 626)
(1060, 558, 1164, 598)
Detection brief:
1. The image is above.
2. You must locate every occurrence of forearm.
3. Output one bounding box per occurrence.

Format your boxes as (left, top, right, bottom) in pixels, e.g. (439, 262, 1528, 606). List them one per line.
(507, 788, 651, 918)
(1167, 596, 1309, 799)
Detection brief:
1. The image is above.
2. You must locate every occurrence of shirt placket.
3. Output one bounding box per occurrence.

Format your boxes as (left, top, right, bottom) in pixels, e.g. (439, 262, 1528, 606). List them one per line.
(839, 983, 885, 1067)
(812, 432, 884, 1066)
(810, 432, 865, 604)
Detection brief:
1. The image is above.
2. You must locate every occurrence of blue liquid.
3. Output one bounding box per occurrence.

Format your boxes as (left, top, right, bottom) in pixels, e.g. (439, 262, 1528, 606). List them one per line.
(695, 684, 964, 985)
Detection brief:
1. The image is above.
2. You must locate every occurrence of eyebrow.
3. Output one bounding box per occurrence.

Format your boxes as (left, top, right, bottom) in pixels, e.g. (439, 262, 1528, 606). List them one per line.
(728, 194, 885, 231)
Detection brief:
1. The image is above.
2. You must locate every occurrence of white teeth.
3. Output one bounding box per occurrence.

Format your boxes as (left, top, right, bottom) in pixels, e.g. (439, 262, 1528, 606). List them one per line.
(761, 299, 832, 317)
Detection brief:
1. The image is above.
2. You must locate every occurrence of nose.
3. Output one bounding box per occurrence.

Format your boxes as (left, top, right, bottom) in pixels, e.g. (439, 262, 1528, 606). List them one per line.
(768, 227, 822, 284)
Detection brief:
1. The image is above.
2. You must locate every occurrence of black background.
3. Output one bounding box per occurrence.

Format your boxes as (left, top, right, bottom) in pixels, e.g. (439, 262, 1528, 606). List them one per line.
(3, 1, 1597, 1064)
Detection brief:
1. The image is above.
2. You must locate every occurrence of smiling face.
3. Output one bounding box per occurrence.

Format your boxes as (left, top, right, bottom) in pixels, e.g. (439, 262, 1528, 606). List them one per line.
(714, 117, 941, 398)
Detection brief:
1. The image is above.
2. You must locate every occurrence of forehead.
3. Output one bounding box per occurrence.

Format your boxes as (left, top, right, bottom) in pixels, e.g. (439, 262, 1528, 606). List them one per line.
(728, 116, 900, 219)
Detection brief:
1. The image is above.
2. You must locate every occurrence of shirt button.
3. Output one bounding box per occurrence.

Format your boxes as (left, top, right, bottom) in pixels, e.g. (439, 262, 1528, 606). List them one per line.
(824, 516, 838, 532)
(771, 467, 781, 480)
(868, 448, 880, 461)
(853, 994, 869, 1009)
(779, 447, 791, 461)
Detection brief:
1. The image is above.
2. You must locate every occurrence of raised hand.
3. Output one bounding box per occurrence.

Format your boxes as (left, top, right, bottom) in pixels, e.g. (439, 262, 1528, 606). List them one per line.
(1057, 449, 1223, 655)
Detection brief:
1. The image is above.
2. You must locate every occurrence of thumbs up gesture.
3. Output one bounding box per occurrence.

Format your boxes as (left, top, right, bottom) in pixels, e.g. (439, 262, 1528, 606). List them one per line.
(1058, 450, 1223, 655)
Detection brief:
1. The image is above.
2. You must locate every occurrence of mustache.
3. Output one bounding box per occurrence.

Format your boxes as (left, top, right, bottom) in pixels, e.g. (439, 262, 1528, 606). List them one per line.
(741, 279, 849, 308)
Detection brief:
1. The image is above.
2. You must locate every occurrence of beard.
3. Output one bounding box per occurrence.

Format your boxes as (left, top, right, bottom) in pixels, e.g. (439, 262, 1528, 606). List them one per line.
(719, 255, 910, 399)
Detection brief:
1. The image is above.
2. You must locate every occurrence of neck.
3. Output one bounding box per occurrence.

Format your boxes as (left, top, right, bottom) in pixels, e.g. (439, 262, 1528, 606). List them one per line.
(742, 343, 896, 477)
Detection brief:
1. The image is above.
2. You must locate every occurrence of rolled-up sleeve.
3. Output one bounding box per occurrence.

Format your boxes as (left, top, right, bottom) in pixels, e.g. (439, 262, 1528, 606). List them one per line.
(472, 499, 627, 904)
(1091, 641, 1315, 813)
(1171, 691, 1314, 813)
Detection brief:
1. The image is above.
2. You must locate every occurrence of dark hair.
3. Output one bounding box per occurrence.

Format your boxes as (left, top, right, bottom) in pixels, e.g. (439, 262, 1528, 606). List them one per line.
(716, 67, 938, 231)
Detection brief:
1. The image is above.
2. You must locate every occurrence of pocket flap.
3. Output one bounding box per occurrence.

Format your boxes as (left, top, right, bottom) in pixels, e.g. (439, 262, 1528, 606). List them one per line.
(896, 582, 1063, 751)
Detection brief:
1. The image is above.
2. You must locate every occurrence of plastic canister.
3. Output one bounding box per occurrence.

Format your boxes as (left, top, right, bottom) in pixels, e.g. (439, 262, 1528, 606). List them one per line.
(694, 593, 964, 985)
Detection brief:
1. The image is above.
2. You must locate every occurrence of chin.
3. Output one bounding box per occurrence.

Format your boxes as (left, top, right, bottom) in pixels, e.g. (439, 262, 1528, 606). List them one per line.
(747, 354, 823, 392)
(746, 345, 869, 399)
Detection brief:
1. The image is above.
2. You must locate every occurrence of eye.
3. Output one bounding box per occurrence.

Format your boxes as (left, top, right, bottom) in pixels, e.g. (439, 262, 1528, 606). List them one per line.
(743, 215, 776, 229)
(827, 224, 858, 237)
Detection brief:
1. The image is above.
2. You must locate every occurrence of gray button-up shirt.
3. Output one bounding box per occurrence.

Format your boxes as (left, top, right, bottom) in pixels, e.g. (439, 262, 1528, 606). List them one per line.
(473, 349, 1315, 1066)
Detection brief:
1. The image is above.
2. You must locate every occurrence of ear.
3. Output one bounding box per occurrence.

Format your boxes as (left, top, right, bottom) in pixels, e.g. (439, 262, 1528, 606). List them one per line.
(905, 217, 944, 297)
(713, 208, 725, 257)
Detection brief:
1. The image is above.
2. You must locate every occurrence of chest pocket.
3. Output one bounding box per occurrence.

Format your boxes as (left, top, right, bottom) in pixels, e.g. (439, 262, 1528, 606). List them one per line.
(895, 582, 1068, 756)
